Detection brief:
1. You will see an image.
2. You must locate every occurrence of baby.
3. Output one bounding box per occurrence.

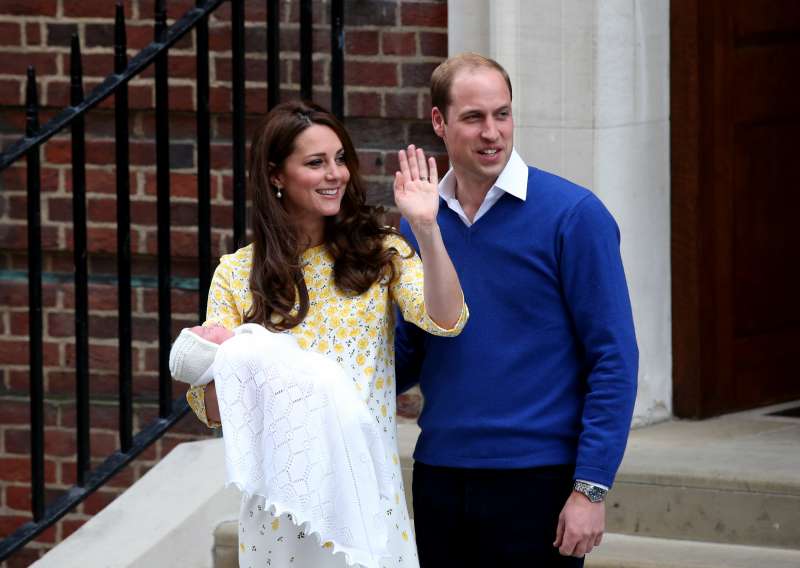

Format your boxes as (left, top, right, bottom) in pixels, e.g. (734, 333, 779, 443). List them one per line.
(168, 323, 394, 566)
(168, 323, 233, 387)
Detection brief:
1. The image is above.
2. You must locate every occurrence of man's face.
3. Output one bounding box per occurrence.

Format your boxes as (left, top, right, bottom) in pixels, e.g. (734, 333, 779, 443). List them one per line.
(433, 67, 514, 190)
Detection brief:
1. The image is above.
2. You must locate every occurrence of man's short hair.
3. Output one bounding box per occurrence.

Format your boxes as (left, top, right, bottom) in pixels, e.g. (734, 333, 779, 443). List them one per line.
(430, 53, 513, 122)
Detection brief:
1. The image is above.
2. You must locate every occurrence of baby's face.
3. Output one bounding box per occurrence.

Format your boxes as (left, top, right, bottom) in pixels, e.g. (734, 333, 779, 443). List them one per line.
(192, 324, 234, 345)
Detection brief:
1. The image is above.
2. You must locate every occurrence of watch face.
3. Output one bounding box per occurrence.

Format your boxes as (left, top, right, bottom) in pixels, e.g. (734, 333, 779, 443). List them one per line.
(587, 487, 604, 502)
(575, 481, 606, 502)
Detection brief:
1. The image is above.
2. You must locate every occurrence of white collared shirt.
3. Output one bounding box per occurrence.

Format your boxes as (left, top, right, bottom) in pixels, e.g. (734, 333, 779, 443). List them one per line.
(438, 148, 529, 226)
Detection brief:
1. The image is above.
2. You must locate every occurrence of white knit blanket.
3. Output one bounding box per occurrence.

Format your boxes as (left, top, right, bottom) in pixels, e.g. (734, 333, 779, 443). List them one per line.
(213, 324, 392, 568)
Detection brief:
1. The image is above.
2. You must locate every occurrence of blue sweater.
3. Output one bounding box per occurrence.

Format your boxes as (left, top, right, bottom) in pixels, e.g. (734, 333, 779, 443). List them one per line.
(396, 167, 638, 487)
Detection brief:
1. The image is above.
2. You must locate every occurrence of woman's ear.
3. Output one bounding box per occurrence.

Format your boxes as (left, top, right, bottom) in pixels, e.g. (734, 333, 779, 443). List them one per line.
(268, 163, 283, 188)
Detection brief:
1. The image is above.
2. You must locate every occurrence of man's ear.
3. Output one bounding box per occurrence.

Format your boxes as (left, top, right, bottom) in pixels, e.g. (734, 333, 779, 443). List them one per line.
(431, 107, 446, 138)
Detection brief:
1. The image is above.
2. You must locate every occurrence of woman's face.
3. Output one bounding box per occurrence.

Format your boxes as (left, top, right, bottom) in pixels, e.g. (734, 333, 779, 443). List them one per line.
(273, 124, 350, 243)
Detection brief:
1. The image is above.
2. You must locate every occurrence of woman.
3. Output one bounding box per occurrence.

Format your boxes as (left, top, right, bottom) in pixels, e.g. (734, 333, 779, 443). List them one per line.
(185, 101, 467, 568)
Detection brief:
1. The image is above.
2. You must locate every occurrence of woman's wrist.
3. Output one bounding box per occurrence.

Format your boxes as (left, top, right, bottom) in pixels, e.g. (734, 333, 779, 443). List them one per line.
(408, 220, 441, 242)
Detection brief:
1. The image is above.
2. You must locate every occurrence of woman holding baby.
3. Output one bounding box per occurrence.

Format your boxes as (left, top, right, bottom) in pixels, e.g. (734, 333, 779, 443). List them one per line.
(181, 100, 466, 568)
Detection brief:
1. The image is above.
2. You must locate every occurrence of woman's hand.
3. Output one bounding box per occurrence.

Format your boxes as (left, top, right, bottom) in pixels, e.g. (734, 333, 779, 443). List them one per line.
(205, 381, 221, 424)
(394, 145, 440, 231)
(393, 144, 463, 330)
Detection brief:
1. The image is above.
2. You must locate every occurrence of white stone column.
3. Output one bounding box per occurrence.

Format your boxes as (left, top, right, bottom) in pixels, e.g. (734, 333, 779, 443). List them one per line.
(448, 0, 672, 425)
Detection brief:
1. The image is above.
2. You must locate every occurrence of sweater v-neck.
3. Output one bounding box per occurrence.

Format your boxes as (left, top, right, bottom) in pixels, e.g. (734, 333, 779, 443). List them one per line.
(442, 190, 523, 236)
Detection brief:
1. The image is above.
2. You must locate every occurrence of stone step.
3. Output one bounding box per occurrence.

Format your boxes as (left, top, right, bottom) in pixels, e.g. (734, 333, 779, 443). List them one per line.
(606, 412, 800, 548)
(214, 410, 800, 566)
(215, 524, 800, 568)
(586, 533, 800, 568)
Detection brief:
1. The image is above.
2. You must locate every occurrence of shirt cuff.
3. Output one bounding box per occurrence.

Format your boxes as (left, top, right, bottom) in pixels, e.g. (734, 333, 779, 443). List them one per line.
(186, 385, 221, 429)
(576, 479, 609, 491)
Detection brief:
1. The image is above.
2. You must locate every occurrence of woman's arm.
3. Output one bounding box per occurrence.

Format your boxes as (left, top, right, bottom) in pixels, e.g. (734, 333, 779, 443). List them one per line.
(394, 145, 463, 329)
(185, 252, 242, 428)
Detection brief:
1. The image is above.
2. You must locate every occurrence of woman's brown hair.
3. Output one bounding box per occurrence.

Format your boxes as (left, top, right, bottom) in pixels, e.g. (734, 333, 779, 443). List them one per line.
(245, 100, 401, 331)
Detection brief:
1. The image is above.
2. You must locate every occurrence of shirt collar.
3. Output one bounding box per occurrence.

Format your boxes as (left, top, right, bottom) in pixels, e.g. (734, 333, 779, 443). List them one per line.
(438, 148, 528, 202)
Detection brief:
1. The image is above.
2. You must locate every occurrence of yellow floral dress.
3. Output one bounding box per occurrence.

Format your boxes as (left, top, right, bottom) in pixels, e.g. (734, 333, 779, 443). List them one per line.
(187, 234, 467, 568)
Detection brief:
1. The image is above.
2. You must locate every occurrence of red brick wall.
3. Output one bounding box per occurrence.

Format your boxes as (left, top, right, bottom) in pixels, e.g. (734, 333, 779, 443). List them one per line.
(0, 1, 445, 564)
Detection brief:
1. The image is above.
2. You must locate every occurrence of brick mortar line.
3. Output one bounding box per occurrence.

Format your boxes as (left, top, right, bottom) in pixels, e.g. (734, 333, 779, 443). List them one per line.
(0, 45, 200, 55)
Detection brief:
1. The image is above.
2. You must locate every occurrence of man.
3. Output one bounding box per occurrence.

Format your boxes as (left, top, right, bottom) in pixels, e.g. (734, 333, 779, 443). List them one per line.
(395, 53, 638, 566)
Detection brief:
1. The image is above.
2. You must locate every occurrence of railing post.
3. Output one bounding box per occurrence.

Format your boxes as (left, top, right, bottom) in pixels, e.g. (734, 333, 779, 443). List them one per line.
(25, 66, 45, 523)
(300, 0, 312, 100)
(114, 1, 134, 452)
(330, 0, 344, 119)
(196, 0, 212, 320)
(154, 0, 173, 417)
(70, 34, 91, 486)
(267, 0, 280, 110)
(231, 0, 246, 248)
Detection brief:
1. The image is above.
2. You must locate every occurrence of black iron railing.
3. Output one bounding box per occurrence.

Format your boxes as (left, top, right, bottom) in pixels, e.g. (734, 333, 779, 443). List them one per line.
(0, 0, 345, 560)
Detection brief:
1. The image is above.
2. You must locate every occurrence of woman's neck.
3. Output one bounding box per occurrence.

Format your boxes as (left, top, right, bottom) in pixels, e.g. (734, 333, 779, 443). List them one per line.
(297, 221, 325, 251)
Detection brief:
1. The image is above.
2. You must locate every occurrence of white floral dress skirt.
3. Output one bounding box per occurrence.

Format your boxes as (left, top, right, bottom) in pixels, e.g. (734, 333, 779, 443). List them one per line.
(187, 236, 469, 568)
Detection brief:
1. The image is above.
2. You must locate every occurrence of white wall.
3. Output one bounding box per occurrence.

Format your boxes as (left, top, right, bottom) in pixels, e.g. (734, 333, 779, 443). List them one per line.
(449, 0, 672, 426)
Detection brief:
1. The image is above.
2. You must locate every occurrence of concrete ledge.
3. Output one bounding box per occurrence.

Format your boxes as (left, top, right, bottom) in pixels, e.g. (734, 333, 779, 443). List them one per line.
(617, 413, 800, 495)
(586, 533, 800, 568)
(33, 439, 239, 568)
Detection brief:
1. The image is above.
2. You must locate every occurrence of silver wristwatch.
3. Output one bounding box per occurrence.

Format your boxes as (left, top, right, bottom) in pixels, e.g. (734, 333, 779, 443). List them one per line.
(573, 480, 607, 503)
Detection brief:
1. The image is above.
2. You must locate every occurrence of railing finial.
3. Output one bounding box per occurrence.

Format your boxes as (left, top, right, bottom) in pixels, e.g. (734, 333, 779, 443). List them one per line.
(155, 0, 167, 41)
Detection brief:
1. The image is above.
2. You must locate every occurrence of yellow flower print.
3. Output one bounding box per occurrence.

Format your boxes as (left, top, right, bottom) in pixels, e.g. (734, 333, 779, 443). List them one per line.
(375, 378, 384, 390)
(240, 542, 245, 552)
(334, 343, 344, 354)
(323, 541, 333, 549)
(318, 340, 329, 352)
(365, 367, 375, 378)
(381, 405, 387, 418)
(298, 336, 310, 350)
(356, 354, 366, 366)
(402, 531, 409, 542)
(392, 453, 399, 465)
(271, 518, 280, 531)
(357, 337, 369, 350)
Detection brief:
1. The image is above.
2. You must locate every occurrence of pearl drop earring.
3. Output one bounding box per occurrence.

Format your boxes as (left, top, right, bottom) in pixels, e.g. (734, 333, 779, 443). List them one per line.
(276, 186, 282, 199)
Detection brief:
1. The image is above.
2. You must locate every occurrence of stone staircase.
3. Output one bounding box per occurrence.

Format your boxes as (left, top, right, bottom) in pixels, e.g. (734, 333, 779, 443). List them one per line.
(587, 402, 800, 567)
(214, 403, 800, 567)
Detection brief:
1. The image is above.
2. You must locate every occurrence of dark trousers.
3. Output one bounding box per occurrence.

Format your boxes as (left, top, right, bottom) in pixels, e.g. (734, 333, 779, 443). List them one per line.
(412, 462, 585, 568)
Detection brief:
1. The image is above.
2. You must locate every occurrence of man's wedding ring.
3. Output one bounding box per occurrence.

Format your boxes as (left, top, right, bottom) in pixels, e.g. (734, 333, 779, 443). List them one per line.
(420, 176, 428, 182)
